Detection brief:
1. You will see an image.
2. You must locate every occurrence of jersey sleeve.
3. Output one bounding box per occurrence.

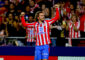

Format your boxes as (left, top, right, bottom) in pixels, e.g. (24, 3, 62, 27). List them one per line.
(21, 16, 35, 27)
(46, 8, 60, 24)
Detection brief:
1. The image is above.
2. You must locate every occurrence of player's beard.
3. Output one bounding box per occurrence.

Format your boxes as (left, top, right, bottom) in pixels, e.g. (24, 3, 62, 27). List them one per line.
(39, 18, 45, 22)
(41, 19, 45, 22)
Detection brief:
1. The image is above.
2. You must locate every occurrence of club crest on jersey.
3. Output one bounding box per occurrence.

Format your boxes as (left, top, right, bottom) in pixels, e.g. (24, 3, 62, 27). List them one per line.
(38, 27, 45, 34)
(30, 30, 34, 35)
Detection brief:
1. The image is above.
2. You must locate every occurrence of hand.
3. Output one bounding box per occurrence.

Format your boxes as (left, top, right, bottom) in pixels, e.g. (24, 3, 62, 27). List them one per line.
(54, 4, 60, 9)
(20, 12, 25, 16)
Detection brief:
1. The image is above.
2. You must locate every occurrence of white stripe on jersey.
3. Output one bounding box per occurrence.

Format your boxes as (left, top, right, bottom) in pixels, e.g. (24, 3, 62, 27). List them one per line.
(78, 31, 80, 37)
(72, 27, 74, 38)
(45, 22, 49, 44)
(75, 32, 77, 38)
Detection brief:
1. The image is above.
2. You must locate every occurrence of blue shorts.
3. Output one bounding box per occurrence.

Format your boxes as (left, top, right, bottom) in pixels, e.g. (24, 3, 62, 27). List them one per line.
(34, 45, 50, 60)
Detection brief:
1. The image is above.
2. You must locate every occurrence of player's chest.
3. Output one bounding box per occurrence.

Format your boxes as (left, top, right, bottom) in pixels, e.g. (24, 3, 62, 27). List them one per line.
(35, 23, 49, 32)
(69, 22, 78, 28)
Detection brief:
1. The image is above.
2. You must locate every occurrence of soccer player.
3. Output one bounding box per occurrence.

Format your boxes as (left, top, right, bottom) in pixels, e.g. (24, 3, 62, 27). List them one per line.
(21, 4, 59, 60)
(26, 16, 36, 46)
(26, 25, 36, 46)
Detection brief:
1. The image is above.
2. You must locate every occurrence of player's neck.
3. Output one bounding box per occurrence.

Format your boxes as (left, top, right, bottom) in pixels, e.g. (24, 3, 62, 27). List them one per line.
(38, 20, 44, 24)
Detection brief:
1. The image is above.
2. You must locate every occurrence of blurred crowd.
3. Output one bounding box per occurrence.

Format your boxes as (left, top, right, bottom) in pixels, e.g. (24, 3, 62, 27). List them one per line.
(0, 0, 85, 46)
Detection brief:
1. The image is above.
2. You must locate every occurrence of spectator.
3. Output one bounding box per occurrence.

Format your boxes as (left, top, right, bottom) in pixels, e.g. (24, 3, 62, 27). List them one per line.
(26, 16, 36, 46)
(24, 5, 33, 18)
(38, 0, 53, 8)
(0, 0, 6, 15)
(6, 13, 14, 23)
(43, 8, 51, 20)
(79, 5, 85, 37)
(4, 0, 9, 10)
(29, 0, 39, 14)
(0, 0, 4, 7)
(0, 21, 6, 46)
(12, 20, 25, 46)
(6, 3, 17, 17)
(60, 1, 66, 17)
(15, 15, 20, 22)
(66, 14, 80, 46)
(6, 13, 14, 36)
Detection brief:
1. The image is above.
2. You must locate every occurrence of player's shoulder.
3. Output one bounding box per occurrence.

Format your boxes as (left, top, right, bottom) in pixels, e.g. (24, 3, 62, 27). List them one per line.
(44, 20, 50, 23)
(68, 20, 72, 24)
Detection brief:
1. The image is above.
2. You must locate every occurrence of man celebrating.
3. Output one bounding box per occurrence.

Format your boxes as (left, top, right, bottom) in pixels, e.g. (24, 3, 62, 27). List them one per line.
(21, 4, 59, 60)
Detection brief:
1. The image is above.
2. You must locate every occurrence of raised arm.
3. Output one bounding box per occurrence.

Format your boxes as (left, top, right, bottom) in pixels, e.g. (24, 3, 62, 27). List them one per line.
(20, 12, 35, 27)
(47, 4, 60, 24)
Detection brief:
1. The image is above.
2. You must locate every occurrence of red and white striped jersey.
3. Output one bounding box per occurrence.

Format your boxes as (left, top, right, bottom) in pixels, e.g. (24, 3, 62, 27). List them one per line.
(26, 26, 35, 42)
(68, 21, 80, 38)
(21, 8, 59, 46)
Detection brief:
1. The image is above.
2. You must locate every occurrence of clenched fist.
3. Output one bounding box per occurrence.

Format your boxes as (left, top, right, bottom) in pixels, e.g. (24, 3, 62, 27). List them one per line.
(54, 4, 60, 9)
(20, 12, 25, 16)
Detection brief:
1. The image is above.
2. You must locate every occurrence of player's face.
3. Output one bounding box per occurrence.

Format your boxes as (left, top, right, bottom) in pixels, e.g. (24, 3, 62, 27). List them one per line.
(38, 13, 45, 21)
(72, 16, 76, 22)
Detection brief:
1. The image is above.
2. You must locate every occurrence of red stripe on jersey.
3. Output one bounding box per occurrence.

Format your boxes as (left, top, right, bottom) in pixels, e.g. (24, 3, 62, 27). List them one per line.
(35, 26, 38, 45)
(77, 32, 78, 38)
(37, 24, 40, 46)
(74, 30, 75, 38)
(46, 22, 51, 44)
(45, 22, 49, 44)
